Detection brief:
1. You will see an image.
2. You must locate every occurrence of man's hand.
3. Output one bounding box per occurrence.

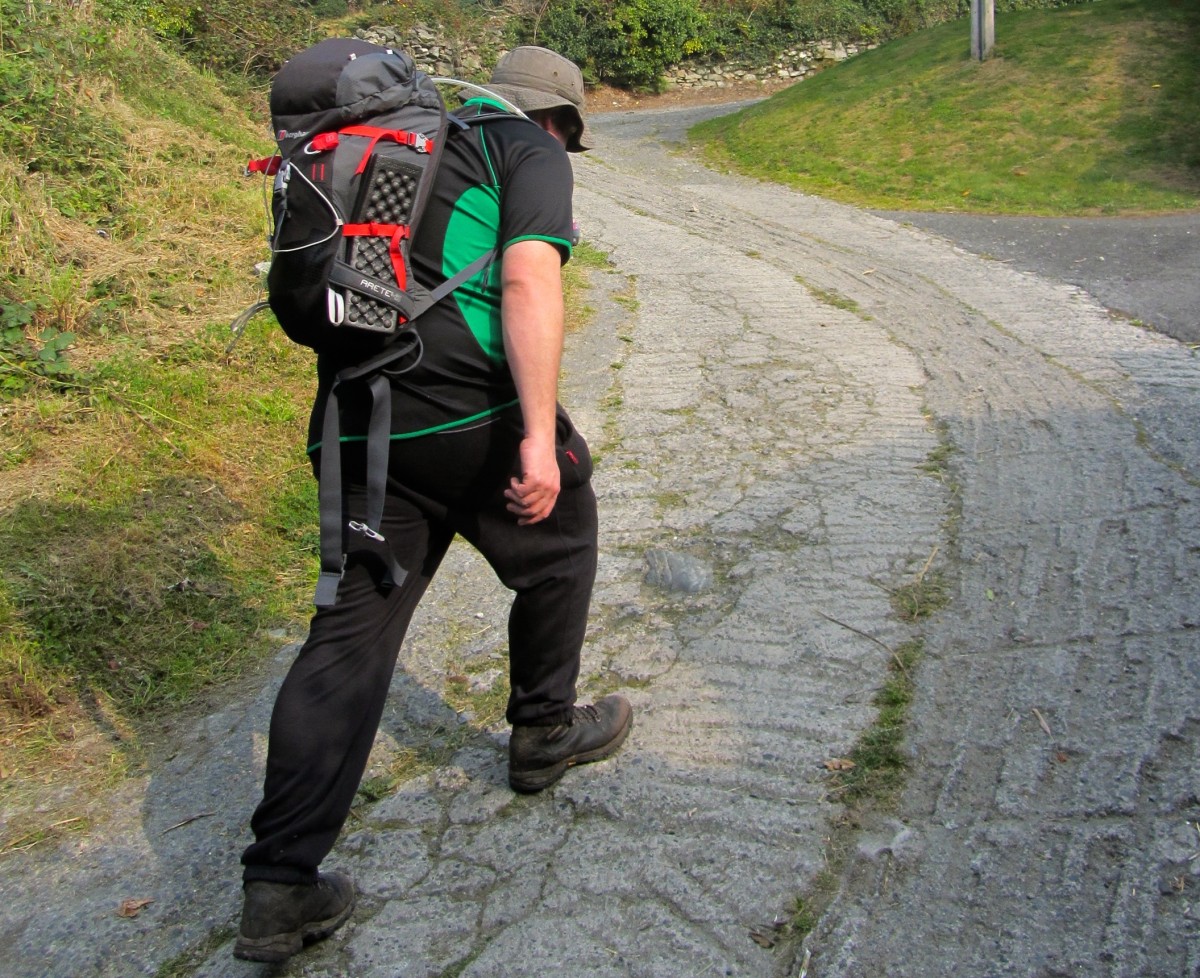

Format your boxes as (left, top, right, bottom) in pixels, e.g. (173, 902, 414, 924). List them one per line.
(504, 437, 560, 525)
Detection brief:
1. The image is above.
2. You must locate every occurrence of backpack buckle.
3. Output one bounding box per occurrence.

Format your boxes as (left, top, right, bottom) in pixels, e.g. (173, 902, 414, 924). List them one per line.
(308, 132, 340, 154)
(348, 520, 385, 542)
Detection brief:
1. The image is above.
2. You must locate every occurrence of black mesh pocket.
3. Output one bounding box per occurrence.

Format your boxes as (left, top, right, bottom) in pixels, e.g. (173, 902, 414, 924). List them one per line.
(344, 237, 400, 331)
(357, 154, 421, 223)
(343, 154, 425, 333)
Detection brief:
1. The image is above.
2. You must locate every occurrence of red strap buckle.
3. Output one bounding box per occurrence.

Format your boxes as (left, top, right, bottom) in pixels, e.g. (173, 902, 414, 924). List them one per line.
(309, 132, 340, 153)
(339, 125, 435, 173)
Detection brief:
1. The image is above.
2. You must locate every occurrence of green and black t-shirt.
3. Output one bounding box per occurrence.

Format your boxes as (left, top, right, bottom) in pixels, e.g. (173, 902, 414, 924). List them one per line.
(307, 99, 575, 451)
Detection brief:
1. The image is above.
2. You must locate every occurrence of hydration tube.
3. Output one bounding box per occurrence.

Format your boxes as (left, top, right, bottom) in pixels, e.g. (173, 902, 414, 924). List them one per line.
(432, 78, 530, 118)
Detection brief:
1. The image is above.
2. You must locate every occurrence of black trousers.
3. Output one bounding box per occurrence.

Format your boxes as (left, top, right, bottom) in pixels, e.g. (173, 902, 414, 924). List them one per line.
(242, 406, 597, 884)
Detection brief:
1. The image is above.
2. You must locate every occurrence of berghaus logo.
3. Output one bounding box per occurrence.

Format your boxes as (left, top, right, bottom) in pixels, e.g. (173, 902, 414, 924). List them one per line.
(278, 129, 311, 141)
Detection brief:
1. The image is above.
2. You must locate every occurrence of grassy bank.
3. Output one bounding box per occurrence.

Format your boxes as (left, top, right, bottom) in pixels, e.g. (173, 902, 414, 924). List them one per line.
(0, 5, 316, 850)
(0, 1, 621, 851)
(691, 0, 1200, 215)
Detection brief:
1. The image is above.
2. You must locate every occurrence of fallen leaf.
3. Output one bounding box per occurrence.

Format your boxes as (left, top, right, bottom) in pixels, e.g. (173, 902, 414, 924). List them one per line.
(749, 928, 776, 948)
(118, 898, 153, 918)
(824, 757, 856, 771)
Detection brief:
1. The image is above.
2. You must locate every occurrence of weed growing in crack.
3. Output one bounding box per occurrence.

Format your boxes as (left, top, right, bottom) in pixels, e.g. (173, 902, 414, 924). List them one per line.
(887, 546, 950, 623)
(771, 639, 925, 962)
(829, 639, 924, 805)
(794, 275, 868, 318)
(890, 569, 949, 622)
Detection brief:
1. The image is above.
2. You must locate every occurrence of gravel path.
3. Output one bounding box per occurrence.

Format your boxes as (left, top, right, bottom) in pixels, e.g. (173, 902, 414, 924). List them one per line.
(1, 100, 1196, 978)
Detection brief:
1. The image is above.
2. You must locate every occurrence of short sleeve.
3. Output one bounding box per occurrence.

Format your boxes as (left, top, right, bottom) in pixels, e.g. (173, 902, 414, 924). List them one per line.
(496, 127, 575, 263)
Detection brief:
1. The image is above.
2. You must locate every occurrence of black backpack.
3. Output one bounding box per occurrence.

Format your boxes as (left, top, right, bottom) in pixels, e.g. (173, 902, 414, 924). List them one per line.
(241, 37, 515, 607)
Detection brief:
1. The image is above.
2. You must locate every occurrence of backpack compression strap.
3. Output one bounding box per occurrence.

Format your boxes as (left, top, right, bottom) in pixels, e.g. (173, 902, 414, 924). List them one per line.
(336, 124, 434, 169)
(312, 244, 498, 606)
(315, 350, 413, 608)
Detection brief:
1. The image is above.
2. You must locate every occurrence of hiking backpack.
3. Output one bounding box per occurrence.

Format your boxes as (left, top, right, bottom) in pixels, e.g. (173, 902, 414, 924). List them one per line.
(241, 37, 519, 607)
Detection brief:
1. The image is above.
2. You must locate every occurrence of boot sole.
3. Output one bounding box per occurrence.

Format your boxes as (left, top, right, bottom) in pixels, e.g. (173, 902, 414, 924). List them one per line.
(509, 711, 633, 793)
(233, 893, 356, 963)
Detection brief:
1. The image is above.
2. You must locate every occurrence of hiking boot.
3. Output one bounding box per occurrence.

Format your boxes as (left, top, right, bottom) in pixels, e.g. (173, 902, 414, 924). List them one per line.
(508, 694, 633, 793)
(233, 871, 355, 963)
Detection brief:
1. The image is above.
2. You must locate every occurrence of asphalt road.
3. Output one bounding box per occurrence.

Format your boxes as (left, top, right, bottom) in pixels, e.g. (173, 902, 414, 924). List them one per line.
(873, 210, 1200, 346)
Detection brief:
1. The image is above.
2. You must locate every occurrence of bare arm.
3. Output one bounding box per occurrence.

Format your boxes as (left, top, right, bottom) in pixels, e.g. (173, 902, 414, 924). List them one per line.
(500, 239, 565, 525)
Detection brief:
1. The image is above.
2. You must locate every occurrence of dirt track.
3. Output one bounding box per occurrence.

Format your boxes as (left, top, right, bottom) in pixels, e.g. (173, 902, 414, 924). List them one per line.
(1, 99, 1197, 978)
(574, 101, 1200, 976)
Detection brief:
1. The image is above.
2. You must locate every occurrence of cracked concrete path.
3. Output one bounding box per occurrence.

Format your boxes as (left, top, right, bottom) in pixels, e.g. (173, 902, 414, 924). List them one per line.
(2, 101, 1197, 978)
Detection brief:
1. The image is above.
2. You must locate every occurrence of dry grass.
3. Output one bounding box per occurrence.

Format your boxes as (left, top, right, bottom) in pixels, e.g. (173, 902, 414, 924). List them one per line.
(0, 12, 312, 845)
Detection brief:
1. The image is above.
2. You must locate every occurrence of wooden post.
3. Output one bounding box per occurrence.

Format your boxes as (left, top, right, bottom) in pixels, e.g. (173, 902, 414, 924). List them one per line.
(971, 0, 995, 61)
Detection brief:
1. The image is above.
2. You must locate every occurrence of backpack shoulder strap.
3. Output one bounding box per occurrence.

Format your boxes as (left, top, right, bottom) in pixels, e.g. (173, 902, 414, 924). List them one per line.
(402, 109, 531, 321)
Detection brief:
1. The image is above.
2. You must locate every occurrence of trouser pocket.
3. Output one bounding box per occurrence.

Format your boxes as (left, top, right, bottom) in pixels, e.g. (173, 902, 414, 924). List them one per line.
(555, 405, 593, 489)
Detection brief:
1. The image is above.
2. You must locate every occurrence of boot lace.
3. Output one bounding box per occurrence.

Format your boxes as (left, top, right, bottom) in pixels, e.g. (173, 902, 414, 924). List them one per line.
(569, 703, 601, 725)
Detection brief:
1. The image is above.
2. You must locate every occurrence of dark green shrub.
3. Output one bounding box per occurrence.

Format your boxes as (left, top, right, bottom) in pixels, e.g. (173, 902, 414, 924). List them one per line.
(608, 0, 710, 87)
(523, 0, 709, 89)
(528, 0, 615, 81)
(669, 0, 1091, 68)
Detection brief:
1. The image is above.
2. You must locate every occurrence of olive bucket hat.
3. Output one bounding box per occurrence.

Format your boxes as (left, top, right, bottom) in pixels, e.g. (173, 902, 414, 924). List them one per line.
(484, 46, 591, 152)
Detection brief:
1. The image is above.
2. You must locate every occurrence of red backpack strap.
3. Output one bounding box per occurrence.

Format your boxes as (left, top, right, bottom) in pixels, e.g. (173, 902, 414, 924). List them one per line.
(340, 223, 412, 293)
(245, 155, 281, 176)
(338, 124, 435, 173)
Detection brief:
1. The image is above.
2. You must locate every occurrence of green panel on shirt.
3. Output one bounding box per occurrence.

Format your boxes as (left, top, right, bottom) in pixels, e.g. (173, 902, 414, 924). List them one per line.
(444, 184, 505, 363)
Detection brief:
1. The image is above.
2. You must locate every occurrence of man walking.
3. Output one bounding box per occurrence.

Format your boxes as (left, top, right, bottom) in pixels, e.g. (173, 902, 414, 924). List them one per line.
(235, 46, 632, 964)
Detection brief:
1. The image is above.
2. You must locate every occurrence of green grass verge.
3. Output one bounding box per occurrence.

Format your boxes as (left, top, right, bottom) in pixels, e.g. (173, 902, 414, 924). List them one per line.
(692, 0, 1200, 215)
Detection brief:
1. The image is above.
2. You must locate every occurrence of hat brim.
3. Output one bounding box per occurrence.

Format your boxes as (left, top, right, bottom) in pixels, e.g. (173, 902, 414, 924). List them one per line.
(482, 83, 592, 152)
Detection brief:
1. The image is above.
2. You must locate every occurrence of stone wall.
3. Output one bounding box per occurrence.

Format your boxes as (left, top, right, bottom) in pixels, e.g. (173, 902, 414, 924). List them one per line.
(356, 22, 876, 92)
(355, 23, 501, 81)
(665, 39, 878, 90)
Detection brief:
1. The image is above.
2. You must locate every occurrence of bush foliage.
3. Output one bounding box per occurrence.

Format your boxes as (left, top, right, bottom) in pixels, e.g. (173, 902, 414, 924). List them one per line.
(521, 0, 709, 88)
(98, 0, 321, 75)
(515, 0, 1090, 89)
(80, 0, 1093, 91)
